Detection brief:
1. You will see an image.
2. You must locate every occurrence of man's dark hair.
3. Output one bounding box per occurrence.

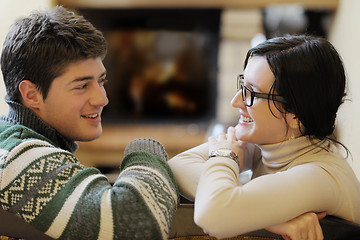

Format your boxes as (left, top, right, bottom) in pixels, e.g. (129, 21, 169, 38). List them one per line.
(1, 5, 107, 102)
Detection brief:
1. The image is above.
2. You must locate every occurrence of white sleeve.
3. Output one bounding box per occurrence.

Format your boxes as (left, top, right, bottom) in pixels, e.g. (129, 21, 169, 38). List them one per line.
(194, 159, 339, 239)
(168, 142, 261, 201)
(168, 143, 208, 201)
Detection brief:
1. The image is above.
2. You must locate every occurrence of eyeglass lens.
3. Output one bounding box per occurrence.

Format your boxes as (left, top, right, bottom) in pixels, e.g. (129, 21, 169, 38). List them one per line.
(242, 86, 253, 106)
(238, 75, 253, 106)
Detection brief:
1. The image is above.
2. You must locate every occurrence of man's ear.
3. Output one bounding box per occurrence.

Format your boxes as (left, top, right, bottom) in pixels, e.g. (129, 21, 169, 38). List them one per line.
(18, 80, 43, 110)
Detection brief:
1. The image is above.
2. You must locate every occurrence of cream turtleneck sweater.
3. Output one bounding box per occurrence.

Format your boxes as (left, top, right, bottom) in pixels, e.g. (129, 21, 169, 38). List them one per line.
(168, 136, 360, 239)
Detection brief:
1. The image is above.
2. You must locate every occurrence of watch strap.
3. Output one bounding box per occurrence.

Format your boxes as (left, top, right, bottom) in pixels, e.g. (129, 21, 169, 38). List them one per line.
(209, 148, 239, 167)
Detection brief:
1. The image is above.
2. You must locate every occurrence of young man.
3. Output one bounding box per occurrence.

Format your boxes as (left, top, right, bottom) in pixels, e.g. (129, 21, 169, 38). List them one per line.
(0, 6, 179, 240)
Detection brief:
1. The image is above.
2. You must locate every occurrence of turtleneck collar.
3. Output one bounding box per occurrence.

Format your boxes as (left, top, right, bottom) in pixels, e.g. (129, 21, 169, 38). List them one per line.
(0, 100, 78, 153)
(256, 136, 328, 171)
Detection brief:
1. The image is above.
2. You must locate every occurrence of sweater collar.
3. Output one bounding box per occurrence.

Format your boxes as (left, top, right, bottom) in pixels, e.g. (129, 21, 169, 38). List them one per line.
(1, 100, 78, 153)
(256, 136, 326, 170)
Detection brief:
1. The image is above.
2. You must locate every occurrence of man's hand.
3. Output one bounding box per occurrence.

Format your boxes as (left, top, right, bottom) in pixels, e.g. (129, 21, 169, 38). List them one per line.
(265, 212, 326, 240)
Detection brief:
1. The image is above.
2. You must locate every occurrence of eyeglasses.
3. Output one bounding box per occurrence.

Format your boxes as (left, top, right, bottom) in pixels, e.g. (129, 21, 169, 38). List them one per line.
(237, 74, 287, 107)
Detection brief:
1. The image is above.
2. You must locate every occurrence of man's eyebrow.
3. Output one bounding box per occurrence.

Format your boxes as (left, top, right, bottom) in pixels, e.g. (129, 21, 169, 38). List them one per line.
(71, 71, 107, 83)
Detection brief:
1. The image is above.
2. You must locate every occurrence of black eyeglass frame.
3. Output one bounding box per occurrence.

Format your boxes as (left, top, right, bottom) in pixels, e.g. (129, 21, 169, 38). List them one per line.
(237, 74, 287, 107)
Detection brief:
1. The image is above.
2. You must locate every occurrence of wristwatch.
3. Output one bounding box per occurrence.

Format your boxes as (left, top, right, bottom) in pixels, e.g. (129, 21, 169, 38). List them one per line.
(209, 148, 239, 166)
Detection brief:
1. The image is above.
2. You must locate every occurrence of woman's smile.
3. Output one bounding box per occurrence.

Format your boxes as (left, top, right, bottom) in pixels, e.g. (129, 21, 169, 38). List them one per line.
(239, 114, 254, 124)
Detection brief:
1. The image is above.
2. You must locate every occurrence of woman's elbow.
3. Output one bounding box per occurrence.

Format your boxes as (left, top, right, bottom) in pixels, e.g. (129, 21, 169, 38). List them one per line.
(194, 206, 230, 238)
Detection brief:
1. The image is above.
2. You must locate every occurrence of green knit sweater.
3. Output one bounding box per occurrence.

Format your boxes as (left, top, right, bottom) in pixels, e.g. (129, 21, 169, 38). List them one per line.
(0, 101, 179, 240)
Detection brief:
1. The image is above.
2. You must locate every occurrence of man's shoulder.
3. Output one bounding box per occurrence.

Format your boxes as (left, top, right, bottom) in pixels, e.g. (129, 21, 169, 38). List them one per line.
(0, 123, 56, 152)
(0, 123, 79, 169)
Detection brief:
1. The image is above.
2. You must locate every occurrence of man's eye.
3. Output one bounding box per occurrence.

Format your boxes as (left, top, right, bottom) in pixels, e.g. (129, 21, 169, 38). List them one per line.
(99, 78, 108, 86)
(76, 84, 88, 89)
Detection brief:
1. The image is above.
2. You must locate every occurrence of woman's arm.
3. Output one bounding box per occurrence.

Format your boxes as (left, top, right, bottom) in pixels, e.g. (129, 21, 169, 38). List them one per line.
(168, 143, 208, 200)
(168, 127, 259, 200)
(192, 127, 338, 239)
(194, 160, 338, 238)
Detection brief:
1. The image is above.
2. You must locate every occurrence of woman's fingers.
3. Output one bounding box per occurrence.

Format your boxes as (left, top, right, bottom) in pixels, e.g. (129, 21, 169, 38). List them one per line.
(226, 126, 236, 140)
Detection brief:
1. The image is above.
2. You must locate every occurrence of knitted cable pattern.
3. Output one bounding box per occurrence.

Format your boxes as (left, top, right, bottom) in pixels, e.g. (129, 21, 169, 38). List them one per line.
(0, 104, 179, 240)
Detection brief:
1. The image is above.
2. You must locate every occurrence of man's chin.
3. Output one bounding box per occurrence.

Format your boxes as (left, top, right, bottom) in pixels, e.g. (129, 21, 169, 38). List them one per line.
(73, 131, 103, 142)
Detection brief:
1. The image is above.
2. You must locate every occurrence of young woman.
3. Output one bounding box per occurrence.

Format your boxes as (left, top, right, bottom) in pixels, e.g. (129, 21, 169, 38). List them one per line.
(168, 35, 360, 239)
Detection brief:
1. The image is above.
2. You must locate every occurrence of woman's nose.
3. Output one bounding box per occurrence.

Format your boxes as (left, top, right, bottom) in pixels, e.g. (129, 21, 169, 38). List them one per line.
(231, 91, 245, 109)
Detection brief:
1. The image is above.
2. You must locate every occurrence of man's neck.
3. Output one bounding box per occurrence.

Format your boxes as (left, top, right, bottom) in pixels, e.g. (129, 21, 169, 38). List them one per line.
(1, 100, 78, 153)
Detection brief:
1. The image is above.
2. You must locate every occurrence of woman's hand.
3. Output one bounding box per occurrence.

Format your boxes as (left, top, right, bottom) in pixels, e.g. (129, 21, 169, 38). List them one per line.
(208, 126, 245, 169)
(265, 212, 326, 240)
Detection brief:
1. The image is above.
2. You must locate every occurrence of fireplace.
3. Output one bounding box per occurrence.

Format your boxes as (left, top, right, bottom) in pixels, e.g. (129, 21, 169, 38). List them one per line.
(77, 8, 221, 125)
(70, 7, 260, 167)
(70, 6, 334, 167)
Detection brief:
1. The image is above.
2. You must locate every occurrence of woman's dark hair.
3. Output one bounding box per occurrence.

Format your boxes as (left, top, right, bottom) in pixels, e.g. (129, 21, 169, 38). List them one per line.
(1, 6, 107, 102)
(244, 35, 346, 143)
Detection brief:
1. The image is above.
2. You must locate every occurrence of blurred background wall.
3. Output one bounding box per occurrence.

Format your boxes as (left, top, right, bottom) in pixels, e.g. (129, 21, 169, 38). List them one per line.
(0, 0, 52, 114)
(330, 0, 360, 180)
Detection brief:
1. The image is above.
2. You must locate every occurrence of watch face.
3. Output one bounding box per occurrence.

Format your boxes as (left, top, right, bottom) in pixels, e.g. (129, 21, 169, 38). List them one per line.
(217, 149, 232, 155)
(209, 148, 239, 165)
